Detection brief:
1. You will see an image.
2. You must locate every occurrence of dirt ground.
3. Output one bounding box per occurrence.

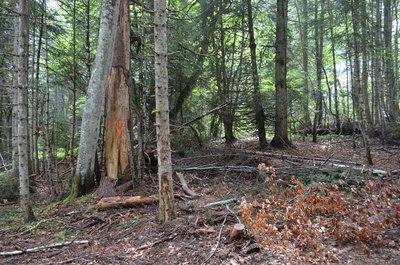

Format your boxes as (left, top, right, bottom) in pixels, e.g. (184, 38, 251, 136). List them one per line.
(1, 135, 399, 264)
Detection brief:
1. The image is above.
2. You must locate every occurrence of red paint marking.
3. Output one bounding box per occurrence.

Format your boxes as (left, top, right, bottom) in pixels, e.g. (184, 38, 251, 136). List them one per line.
(113, 120, 125, 135)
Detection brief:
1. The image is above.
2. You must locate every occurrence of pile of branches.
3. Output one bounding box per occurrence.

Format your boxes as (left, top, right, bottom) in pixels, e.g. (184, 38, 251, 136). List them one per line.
(240, 165, 399, 263)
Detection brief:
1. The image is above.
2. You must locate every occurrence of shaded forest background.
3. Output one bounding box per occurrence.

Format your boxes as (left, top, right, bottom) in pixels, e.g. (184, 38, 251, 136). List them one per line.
(1, 0, 400, 202)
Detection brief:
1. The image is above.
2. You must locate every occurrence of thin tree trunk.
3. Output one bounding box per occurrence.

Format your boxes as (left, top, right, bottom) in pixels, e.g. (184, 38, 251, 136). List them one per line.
(43, 0, 57, 196)
(154, 0, 174, 222)
(328, 0, 340, 133)
(361, 0, 372, 125)
(312, 0, 325, 143)
(352, 0, 373, 165)
(246, 0, 267, 147)
(14, 0, 36, 222)
(69, 0, 77, 165)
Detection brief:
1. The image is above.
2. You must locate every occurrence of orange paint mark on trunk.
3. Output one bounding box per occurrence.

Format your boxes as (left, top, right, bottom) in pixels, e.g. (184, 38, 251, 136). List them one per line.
(113, 120, 125, 135)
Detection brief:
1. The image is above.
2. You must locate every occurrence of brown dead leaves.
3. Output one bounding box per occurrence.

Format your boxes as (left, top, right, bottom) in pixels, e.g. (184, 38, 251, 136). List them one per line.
(240, 165, 399, 263)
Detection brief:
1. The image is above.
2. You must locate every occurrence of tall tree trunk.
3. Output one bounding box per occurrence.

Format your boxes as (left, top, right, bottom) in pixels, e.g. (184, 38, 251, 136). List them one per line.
(246, 0, 267, 148)
(298, 0, 312, 132)
(312, 0, 325, 142)
(69, 0, 77, 164)
(271, 0, 291, 148)
(352, 0, 373, 165)
(43, 0, 57, 196)
(14, 0, 36, 222)
(154, 0, 174, 222)
(373, 0, 387, 143)
(85, 0, 91, 82)
(67, 0, 121, 200)
(102, 0, 133, 196)
(384, 0, 399, 120)
(361, 0, 372, 125)
(328, 0, 340, 133)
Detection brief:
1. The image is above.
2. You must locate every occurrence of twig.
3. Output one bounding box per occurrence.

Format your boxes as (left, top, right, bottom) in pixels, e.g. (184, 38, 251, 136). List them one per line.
(203, 198, 239, 208)
(0, 240, 90, 256)
(203, 214, 228, 264)
(135, 233, 178, 251)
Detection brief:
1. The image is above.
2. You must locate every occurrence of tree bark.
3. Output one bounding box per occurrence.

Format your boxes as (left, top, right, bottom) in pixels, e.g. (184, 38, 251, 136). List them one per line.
(97, 194, 159, 210)
(154, 0, 174, 222)
(312, 0, 325, 143)
(14, 0, 36, 222)
(246, 0, 267, 148)
(271, 0, 292, 148)
(384, 0, 399, 121)
(67, 0, 121, 200)
(104, 0, 133, 185)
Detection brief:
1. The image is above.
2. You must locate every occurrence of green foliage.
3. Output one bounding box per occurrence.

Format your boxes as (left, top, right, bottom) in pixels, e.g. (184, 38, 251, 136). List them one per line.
(121, 216, 140, 228)
(56, 232, 66, 241)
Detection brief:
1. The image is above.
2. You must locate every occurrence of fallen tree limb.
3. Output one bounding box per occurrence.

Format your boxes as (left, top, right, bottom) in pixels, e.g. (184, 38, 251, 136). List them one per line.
(181, 165, 257, 173)
(203, 198, 239, 208)
(203, 214, 227, 264)
(176, 172, 198, 198)
(0, 240, 89, 256)
(238, 149, 364, 167)
(134, 233, 178, 251)
(97, 195, 159, 210)
(236, 150, 396, 175)
(115, 180, 134, 195)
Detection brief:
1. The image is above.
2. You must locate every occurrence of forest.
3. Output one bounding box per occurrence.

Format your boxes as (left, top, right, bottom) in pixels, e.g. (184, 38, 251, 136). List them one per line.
(0, 0, 399, 264)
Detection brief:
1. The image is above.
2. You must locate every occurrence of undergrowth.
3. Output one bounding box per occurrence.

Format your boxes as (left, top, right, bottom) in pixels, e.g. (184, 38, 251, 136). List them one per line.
(240, 164, 399, 263)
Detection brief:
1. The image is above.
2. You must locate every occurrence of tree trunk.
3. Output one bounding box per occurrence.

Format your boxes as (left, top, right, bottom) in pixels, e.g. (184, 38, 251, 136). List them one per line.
(312, 0, 325, 143)
(352, 0, 373, 165)
(43, 0, 57, 197)
(69, 0, 77, 165)
(299, 0, 312, 131)
(360, 0, 372, 125)
(103, 0, 133, 187)
(154, 0, 174, 222)
(271, 0, 291, 148)
(246, 0, 267, 148)
(14, 0, 36, 222)
(328, 0, 340, 133)
(384, 0, 399, 121)
(67, 0, 121, 200)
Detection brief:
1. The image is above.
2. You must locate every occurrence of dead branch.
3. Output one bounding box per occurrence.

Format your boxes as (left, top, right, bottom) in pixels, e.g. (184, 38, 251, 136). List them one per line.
(182, 102, 229, 126)
(115, 180, 134, 195)
(203, 214, 228, 264)
(203, 198, 239, 208)
(0, 240, 89, 256)
(134, 233, 178, 251)
(181, 165, 257, 173)
(176, 172, 198, 198)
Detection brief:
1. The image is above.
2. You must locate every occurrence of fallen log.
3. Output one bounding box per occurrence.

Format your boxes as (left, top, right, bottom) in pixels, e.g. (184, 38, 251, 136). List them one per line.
(97, 195, 159, 210)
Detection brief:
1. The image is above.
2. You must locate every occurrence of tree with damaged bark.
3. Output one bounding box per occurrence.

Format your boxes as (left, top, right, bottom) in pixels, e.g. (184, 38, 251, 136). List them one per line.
(67, 0, 121, 200)
(100, 0, 134, 196)
(154, 0, 174, 222)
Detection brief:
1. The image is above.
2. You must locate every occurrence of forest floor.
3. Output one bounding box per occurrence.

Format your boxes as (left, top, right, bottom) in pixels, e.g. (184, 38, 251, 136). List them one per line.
(0, 135, 399, 264)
